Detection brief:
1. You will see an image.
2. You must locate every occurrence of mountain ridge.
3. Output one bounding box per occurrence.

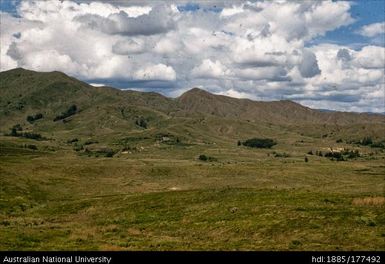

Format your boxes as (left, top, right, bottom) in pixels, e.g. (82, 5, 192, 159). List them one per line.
(1, 68, 384, 145)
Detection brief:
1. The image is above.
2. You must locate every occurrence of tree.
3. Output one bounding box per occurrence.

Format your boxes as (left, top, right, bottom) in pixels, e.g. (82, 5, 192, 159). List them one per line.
(198, 154, 208, 161)
(241, 138, 277, 148)
(54, 105, 77, 121)
(135, 117, 148, 129)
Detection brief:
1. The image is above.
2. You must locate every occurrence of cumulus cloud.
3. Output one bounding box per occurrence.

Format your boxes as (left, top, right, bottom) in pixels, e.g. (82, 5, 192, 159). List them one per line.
(353, 46, 385, 69)
(112, 39, 145, 54)
(357, 22, 385, 37)
(298, 49, 321, 78)
(133, 64, 176, 81)
(0, 0, 383, 112)
(192, 59, 230, 79)
(75, 5, 175, 36)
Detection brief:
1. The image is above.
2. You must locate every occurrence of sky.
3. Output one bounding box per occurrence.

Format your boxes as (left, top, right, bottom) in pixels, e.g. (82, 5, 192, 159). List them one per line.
(0, 0, 384, 113)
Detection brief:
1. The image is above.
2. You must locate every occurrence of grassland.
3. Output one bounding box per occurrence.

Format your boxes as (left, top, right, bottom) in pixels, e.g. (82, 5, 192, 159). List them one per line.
(0, 135, 384, 250)
(1, 68, 384, 250)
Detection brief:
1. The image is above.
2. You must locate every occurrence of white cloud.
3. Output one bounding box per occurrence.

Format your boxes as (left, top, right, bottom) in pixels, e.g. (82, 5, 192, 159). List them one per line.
(112, 39, 145, 54)
(0, 0, 383, 112)
(353, 46, 385, 69)
(220, 5, 244, 17)
(357, 22, 385, 37)
(192, 59, 230, 79)
(133, 64, 176, 81)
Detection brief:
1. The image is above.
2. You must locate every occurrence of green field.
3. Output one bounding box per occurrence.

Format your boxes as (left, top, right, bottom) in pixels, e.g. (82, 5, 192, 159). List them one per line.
(1, 135, 384, 250)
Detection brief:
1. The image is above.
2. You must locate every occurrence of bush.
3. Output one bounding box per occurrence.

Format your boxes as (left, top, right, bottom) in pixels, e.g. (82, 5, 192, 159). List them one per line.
(199, 154, 208, 161)
(370, 142, 385, 149)
(304, 156, 308, 162)
(241, 138, 277, 148)
(273, 151, 290, 158)
(84, 139, 98, 145)
(26, 144, 37, 150)
(73, 143, 84, 152)
(324, 151, 345, 161)
(135, 117, 148, 129)
(343, 149, 360, 159)
(307, 150, 313, 155)
(6, 125, 44, 140)
(54, 105, 77, 121)
(198, 154, 217, 162)
(21, 132, 44, 140)
(27, 113, 43, 123)
(360, 137, 373, 146)
(67, 138, 79, 144)
(336, 139, 343, 143)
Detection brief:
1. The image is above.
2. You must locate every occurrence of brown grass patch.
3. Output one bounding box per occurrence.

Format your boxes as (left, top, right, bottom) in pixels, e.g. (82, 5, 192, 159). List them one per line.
(352, 197, 385, 206)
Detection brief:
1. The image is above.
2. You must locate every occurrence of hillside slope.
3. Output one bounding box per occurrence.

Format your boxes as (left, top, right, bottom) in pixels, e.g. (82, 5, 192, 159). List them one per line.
(1, 68, 384, 146)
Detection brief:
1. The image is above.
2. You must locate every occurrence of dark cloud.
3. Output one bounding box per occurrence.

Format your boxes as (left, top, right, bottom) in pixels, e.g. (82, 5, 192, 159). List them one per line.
(12, 32, 21, 39)
(299, 50, 321, 78)
(6, 42, 22, 60)
(290, 93, 361, 103)
(75, 5, 175, 36)
(337, 48, 351, 62)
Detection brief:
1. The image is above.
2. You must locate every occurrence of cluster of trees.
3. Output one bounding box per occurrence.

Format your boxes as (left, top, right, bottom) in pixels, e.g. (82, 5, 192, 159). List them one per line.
(84, 148, 116, 158)
(238, 138, 277, 148)
(198, 154, 217, 162)
(27, 113, 43, 123)
(7, 124, 44, 140)
(347, 137, 385, 149)
(308, 149, 360, 161)
(54, 105, 77, 121)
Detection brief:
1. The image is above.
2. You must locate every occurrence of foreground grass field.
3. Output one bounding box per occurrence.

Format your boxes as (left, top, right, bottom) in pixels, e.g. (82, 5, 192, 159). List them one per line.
(0, 136, 384, 250)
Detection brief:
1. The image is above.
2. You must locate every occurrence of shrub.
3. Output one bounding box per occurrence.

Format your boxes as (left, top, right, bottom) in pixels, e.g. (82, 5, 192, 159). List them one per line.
(67, 138, 79, 144)
(84, 139, 98, 145)
(198, 154, 217, 162)
(27, 113, 43, 123)
(324, 151, 345, 161)
(360, 137, 373, 146)
(135, 117, 148, 129)
(343, 149, 360, 159)
(198, 154, 208, 161)
(13, 124, 23, 131)
(241, 138, 277, 148)
(21, 132, 44, 140)
(54, 105, 77, 121)
(73, 143, 84, 152)
(304, 156, 308, 162)
(273, 152, 290, 158)
(26, 144, 37, 150)
(336, 139, 343, 143)
(370, 142, 385, 149)
(6, 126, 44, 140)
(307, 150, 313, 155)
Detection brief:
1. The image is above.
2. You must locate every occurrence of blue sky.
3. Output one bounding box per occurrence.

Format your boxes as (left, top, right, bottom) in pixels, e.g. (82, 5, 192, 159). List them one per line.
(0, 1, 384, 112)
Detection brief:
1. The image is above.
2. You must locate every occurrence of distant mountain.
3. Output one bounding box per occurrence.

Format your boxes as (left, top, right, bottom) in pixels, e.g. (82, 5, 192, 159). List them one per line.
(1, 68, 384, 144)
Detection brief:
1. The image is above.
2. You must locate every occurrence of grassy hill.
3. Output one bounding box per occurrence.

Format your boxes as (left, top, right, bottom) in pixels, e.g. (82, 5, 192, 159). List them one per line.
(1, 68, 384, 146)
(0, 68, 384, 250)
